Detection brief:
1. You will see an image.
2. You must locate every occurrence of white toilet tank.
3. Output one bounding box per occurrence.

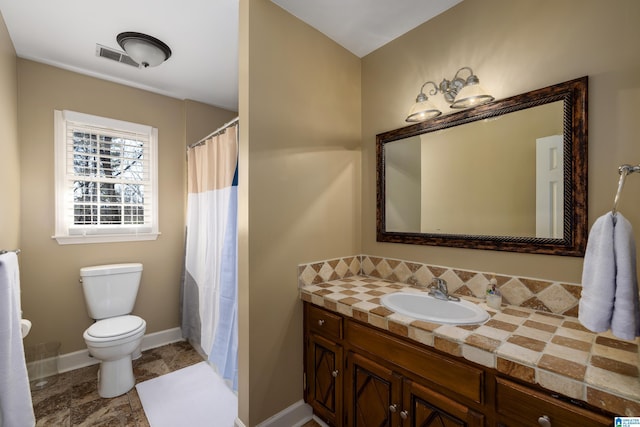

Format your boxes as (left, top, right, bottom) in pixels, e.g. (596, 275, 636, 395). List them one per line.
(80, 263, 143, 320)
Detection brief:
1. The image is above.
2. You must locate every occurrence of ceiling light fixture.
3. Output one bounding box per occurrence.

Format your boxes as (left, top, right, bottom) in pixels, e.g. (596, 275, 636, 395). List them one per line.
(406, 67, 494, 123)
(116, 32, 172, 68)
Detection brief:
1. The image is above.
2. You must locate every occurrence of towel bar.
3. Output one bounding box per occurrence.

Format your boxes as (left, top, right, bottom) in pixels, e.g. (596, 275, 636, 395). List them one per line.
(0, 249, 21, 255)
(612, 164, 640, 215)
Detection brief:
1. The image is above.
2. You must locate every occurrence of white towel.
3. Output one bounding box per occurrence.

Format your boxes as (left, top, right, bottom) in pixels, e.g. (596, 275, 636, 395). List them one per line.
(579, 213, 616, 333)
(579, 212, 640, 340)
(0, 252, 35, 427)
(611, 214, 640, 340)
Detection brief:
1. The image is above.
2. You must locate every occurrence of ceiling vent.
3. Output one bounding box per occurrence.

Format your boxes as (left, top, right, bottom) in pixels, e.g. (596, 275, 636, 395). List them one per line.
(95, 44, 140, 68)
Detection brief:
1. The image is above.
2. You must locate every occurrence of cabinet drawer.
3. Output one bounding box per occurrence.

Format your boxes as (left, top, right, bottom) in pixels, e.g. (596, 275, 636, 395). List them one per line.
(496, 378, 612, 427)
(346, 320, 483, 404)
(307, 304, 343, 341)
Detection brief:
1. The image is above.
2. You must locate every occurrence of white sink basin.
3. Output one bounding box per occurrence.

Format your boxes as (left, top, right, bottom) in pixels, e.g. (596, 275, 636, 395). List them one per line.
(380, 292, 489, 325)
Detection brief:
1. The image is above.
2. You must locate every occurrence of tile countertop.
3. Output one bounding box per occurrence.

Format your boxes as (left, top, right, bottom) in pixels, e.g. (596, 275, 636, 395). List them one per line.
(299, 276, 640, 417)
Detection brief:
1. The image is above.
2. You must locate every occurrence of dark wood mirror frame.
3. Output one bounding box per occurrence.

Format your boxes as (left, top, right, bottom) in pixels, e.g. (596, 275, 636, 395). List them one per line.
(376, 76, 588, 256)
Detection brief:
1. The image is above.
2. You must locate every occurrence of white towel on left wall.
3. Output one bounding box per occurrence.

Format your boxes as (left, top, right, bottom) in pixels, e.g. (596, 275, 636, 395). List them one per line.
(0, 252, 35, 427)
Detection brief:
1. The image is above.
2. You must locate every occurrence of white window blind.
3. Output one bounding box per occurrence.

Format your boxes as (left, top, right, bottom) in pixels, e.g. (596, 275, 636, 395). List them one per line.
(54, 110, 159, 244)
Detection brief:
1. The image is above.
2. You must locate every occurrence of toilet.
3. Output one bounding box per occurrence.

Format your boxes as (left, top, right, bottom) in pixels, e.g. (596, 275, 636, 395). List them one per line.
(80, 263, 146, 398)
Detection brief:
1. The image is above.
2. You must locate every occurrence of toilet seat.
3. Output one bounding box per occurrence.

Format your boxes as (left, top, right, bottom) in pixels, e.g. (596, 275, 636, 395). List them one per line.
(82, 314, 146, 398)
(85, 315, 145, 342)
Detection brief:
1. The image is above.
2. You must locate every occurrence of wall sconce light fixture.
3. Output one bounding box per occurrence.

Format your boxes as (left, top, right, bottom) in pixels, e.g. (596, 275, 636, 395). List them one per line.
(406, 67, 494, 123)
(117, 32, 172, 68)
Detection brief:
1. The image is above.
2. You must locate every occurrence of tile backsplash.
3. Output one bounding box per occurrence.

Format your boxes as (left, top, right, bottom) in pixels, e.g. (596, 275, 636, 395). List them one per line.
(298, 255, 582, 318)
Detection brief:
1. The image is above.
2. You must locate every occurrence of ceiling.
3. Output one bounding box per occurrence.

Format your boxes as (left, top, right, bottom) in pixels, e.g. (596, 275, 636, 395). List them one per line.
(0, 0, 461, 111)
(271, 0, 463, 58)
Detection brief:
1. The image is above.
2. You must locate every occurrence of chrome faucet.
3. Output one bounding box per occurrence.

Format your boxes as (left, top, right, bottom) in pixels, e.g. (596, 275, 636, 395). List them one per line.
(428, 278, 460, 301)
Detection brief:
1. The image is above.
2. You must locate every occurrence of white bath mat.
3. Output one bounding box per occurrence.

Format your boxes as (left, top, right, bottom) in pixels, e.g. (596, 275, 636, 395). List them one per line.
(136, 361, 237, 427)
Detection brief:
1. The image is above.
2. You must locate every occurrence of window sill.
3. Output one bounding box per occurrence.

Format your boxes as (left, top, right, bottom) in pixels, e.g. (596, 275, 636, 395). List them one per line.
(52, 232, 160, 245)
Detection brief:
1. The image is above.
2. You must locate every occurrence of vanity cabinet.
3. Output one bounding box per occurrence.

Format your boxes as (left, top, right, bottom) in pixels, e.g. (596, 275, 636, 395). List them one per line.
(304, 303, 483, 426)
(345, 320, 485, 427)
(304, 304, 344, 426)
(406, 379, 485, 427)
(303, 302, 614, 427)
(346, 351, 400, 425)
(346, 351, 483, 426)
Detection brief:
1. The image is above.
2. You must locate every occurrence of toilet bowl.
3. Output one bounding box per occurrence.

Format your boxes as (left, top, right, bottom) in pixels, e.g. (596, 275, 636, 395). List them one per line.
(80, 263, 145, 398)
(83, 315, 146, 398)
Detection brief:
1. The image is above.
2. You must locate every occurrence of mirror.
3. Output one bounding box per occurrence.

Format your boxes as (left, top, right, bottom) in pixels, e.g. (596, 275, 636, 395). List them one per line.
(376, 77, 587, 256)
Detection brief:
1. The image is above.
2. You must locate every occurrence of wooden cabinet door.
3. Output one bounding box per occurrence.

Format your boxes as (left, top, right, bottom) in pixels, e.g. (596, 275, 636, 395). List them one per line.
(404, 379, 485, 427)
(346, 351, 403, 427)
(307, 333, 343, 426)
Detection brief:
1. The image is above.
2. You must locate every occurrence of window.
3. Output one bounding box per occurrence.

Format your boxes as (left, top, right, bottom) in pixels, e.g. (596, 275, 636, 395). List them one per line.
(54, 110, 159, 244)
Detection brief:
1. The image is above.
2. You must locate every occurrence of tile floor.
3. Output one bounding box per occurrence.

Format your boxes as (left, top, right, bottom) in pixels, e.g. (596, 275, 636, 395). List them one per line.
(31, 341, 205, 426)
(31, 340, 324, 426)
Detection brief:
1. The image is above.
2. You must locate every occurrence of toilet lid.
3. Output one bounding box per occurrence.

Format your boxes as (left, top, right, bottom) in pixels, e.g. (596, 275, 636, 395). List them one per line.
(87, 315, 144, 338)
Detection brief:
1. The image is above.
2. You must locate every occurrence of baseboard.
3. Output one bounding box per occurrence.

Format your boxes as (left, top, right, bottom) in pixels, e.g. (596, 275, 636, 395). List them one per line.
(56, 348, 98, 374)
(233, 403, 328, 427)
(140, 327, 183, 352)
(55, 327, 183, 374)
(311, 416, 330, 427)
(255, 400, 314, 427)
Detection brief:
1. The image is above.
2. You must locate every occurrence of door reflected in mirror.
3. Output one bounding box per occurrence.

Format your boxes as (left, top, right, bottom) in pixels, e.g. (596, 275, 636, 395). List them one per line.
(377, 77, 587, 256)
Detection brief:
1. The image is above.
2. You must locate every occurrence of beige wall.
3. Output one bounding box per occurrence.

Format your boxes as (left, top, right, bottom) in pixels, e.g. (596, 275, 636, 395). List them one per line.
(17, 59, 236, 353)
(362, 0, 640, 283)
(238, 0, 249, 423)
(185, 99, 237, 146)
(0, 11, 19, 248)
(239, 0, 361, 424)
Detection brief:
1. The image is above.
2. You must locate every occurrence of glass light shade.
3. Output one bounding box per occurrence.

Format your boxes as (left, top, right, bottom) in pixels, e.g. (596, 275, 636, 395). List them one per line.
(450, 84, 494, 109)
(121, 39, 168, 67)
(117, 32, 172, 68)
(405, 99, 442, 122)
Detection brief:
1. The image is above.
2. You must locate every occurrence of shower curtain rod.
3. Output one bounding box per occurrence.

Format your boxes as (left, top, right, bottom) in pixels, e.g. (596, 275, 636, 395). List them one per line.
(188, 117, 239, 150)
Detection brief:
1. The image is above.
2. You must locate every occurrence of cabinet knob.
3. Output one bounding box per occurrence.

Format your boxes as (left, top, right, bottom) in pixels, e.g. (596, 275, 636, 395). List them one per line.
(400, 410, 409, 420)
(331, 370, 339, 377)
(318, 319, 325, 326)
(538, 415, 551, 427)
(389, 404, 397, 413)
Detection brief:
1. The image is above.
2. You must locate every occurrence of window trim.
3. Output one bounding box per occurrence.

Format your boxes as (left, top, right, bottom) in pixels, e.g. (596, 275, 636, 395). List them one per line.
(53, 110, 160, 245)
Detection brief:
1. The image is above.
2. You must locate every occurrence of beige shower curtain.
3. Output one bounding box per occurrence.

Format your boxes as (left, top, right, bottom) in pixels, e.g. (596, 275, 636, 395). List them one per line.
(182, 120, 238, 390)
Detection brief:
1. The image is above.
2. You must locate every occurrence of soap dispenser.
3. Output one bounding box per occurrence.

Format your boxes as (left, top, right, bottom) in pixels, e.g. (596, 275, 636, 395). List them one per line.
(486, 274, 502, 310)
